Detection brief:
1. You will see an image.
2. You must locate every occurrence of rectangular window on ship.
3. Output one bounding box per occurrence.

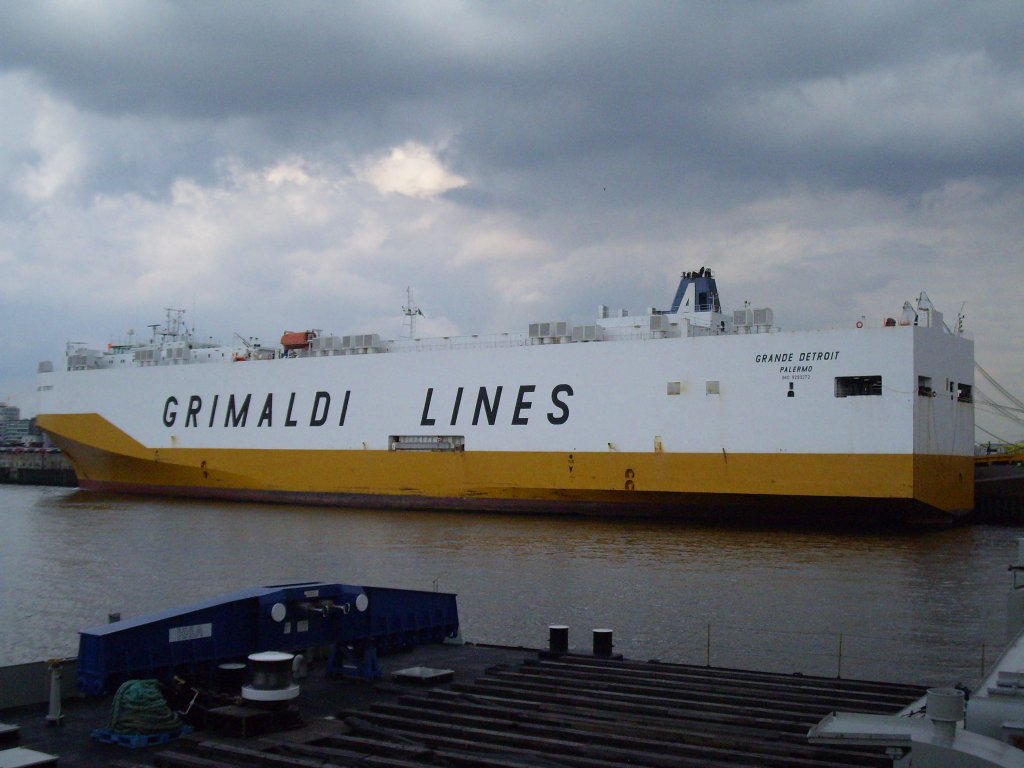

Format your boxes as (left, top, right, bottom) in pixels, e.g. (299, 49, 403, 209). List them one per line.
(834, 375, 882, 398)
(389, 435, 465, 452)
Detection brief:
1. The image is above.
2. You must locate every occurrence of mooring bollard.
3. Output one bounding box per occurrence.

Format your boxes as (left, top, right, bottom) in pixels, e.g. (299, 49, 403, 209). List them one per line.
(593, 628, 613, 657)
(549, 624, 569, 654)
(217, 662, 247, 694)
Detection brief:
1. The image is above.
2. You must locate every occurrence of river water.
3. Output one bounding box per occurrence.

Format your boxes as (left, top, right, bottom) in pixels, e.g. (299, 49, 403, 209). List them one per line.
(1, 484, 1020, 687)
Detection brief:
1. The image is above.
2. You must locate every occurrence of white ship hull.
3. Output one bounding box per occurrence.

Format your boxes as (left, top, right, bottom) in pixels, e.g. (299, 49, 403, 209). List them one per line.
(35, 277, 975, 523)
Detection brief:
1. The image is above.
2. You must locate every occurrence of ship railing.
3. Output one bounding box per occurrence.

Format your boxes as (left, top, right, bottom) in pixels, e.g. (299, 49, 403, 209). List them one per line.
(389, 334, 533, 353)
(389, 329, 696, 351)
(620, 620, 999, 687)
(600, 328, 684, 342)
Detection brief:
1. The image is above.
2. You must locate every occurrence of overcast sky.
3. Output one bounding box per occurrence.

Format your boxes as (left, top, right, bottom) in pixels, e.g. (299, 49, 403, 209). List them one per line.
(1, 1, 1021, 440)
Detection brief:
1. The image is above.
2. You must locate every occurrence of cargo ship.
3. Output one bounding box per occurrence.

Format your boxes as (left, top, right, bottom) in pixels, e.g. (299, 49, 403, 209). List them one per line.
(34, 269, 975, 522)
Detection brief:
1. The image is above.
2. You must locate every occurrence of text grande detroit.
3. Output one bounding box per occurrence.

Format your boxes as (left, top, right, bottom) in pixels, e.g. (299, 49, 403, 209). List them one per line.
(161, 384, 575, 430)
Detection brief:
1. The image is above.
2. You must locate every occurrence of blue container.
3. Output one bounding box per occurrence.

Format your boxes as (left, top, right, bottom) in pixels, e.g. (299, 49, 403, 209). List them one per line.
(363, 587, 461, 651)
(77, 582, 458, 695)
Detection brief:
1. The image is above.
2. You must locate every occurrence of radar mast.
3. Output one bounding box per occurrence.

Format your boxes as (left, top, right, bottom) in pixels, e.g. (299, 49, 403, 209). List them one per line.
(402, 287, 424, 339)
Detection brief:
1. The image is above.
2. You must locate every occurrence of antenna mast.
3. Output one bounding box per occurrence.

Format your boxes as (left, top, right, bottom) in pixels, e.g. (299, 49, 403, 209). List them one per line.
(163, 308, 187, 340)
(402, 287, 424, 339)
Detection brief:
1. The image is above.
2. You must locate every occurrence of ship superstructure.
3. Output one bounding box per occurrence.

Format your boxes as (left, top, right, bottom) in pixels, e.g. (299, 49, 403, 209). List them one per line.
(35, 269, 975, 522)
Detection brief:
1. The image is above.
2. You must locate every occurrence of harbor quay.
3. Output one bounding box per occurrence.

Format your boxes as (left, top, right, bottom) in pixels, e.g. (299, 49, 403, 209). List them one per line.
(0, 449, 75, 487)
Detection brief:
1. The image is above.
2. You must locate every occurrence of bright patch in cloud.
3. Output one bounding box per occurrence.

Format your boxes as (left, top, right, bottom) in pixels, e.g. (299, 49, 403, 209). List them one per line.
(265, 161, 312, 187)
(15, 96, 86, 201)
(357, 142, 468, 198)
(451, 224, 547, 266)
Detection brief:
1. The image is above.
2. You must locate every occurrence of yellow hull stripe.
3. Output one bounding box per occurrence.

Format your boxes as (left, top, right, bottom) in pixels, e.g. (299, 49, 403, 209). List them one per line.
(36, 413, 974, 513)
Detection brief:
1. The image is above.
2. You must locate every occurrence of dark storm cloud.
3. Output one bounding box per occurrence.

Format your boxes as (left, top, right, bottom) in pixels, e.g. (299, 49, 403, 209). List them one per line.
(3, 0, 1022, 200)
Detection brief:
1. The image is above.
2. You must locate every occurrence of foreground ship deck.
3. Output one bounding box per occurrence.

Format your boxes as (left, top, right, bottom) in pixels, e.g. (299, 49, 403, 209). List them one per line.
(35, 269, 975, 522)
(3, 643, 926, 768)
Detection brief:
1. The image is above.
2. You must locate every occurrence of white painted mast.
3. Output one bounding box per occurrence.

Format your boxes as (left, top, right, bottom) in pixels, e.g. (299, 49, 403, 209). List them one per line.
(402, 287, 424, 339)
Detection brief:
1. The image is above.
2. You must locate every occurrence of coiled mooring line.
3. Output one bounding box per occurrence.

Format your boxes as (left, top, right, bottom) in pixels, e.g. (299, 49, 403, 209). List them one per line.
(107, 679, 181, 734)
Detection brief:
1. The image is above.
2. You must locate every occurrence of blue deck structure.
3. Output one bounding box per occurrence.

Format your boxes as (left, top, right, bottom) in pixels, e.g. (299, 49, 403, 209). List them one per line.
(76, 582, 459, 695)
(664, 266, 722, 314)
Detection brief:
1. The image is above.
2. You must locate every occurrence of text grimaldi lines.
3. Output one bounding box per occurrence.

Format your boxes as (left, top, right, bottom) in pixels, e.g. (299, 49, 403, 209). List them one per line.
(161, 384, 575, 430)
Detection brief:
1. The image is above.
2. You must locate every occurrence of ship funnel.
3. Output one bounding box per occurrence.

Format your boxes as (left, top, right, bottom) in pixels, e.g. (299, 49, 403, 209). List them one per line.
(667, 268, 721, 315)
